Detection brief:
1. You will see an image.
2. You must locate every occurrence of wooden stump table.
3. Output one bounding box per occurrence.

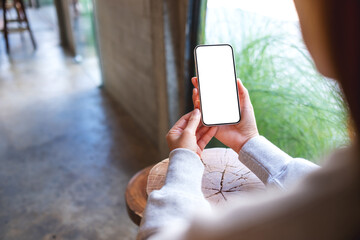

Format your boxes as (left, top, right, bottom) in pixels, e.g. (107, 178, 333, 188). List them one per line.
(125, 148, 265, 225)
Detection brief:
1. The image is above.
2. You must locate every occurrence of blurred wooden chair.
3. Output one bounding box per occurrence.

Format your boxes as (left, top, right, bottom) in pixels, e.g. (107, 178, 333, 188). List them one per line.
(125, 148, 266, 226)
(1, 0, 36, 53)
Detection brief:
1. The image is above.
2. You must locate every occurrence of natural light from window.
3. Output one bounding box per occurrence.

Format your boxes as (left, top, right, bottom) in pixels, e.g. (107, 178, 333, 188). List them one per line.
(203, 0, 349, 163)
(207, 0, 298, 21)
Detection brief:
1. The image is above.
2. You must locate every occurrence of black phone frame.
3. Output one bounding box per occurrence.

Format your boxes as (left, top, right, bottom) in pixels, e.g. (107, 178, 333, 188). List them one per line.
(194, 43, 242, 127)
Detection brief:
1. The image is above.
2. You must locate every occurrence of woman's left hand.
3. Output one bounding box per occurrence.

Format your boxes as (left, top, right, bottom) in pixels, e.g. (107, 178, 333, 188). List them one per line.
(166, 109, 217, 157)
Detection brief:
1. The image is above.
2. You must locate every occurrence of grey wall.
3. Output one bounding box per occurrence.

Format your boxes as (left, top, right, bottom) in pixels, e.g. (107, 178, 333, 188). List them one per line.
(94, 0, 189, 158)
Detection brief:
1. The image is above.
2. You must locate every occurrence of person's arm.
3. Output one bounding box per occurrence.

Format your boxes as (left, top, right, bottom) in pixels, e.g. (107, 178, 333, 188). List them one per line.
(238, 136, 319, 189)
(137, 78, 319, 239)
(137, 109, 217, 240)
(137, 148, 211, 240)
(139, 149, 353, 240)
(192, 77, 319, 189)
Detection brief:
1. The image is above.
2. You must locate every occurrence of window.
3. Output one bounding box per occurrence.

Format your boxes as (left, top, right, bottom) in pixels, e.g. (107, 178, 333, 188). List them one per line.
(200, 0, 349, 162)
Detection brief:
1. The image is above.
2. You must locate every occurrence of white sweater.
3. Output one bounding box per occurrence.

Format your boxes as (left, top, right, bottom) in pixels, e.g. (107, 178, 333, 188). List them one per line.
(137, 136, 360, 240)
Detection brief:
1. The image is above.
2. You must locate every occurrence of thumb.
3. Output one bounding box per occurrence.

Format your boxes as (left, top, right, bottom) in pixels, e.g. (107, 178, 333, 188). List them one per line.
(185, 109, 201, 134)
(237, 79, 252, 111)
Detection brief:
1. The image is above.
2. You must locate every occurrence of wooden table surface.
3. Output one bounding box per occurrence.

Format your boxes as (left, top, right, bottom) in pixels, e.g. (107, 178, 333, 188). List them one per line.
(125, 165, 153, 226)
(125, 148, 266, 225)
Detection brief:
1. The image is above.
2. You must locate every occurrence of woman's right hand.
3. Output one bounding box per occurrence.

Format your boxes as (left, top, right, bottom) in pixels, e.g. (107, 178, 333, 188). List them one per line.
(192, 77, 259, 153)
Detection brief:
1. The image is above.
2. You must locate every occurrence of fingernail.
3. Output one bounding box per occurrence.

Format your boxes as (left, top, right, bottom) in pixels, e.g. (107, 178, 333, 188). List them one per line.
(194, 108, 199, 115)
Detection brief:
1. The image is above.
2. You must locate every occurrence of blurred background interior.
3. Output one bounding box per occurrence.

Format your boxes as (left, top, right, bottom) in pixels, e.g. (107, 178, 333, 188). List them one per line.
(0, 0, 349, 239)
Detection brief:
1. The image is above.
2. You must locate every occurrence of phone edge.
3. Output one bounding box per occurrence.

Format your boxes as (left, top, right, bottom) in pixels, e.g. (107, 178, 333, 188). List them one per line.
(193, 44, 242, 127)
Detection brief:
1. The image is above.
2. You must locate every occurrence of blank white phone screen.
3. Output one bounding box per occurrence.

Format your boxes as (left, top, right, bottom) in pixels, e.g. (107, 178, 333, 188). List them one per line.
(195, 45, 240, 126)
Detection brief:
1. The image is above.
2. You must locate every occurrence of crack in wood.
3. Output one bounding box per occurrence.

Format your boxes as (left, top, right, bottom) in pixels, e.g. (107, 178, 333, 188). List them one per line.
(204, 158, 258, 201)
(204, 187, 220, 191)
(226, 183, 245, 192)
(147, 149, 266, 206)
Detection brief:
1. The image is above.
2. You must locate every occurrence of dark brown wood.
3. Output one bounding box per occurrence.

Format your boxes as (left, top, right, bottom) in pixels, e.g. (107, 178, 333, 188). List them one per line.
(2, 0, 9, 53)
(18, 0, 36, 49)
(125, 165, 153, 226)
(1, 0, 36, 53)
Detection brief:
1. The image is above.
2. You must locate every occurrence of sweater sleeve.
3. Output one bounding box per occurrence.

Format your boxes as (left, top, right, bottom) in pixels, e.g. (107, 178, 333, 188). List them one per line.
(238, 136, 319, 189)
(137, 148, 211, 240)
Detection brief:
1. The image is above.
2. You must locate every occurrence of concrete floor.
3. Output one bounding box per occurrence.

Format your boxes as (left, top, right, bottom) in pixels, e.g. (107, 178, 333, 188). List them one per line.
(0, 6, 159, 240)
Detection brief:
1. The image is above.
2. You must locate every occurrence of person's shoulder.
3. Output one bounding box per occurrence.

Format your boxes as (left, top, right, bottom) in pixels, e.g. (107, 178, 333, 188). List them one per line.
(306, 144, 359, 190)
(322, 145, 358, 170)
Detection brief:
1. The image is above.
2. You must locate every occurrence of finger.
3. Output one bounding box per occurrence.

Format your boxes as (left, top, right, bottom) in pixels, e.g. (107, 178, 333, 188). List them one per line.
(197, 126, 218, 151)
(192, 87, 199, 101)
(184, 109, 201, 134)
(171, 111, 192, 131)
(237, 79, 252, 111)
(192, 77, 200, 108)
(191, 77, 198, 88)
(196, 146, 202, 158)
(196, 124, 211, 140)
(192, 88, 200, 109)
(195, 100, 200, 109)
(196, 103, 200, 109)
(192, 88, 197, 106)
(196, 115, 204, 131)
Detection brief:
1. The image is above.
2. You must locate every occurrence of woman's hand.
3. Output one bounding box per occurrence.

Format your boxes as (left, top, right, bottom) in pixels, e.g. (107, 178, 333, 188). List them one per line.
(166, 109, 218, 157)
(192, 77, 259, 153)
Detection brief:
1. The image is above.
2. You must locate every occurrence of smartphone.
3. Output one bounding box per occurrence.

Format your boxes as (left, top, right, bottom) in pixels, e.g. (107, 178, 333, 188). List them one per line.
(194, 44, 241, 126)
